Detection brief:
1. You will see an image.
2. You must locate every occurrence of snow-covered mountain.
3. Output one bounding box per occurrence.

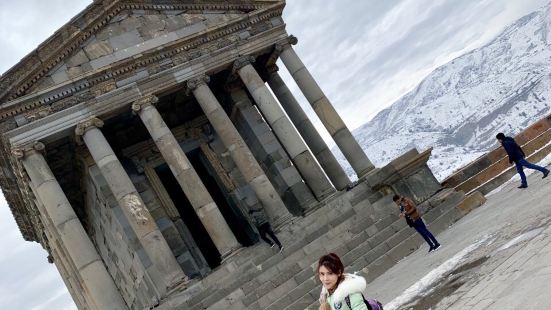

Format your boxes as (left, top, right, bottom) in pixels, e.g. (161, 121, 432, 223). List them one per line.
(337, 2, 551, 181)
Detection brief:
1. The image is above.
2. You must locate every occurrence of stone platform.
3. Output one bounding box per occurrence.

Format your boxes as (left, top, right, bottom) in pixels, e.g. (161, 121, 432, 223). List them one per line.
(155, 150, 486, 310)
(443, 114, 551, 195)
(366, 159, 551, 310)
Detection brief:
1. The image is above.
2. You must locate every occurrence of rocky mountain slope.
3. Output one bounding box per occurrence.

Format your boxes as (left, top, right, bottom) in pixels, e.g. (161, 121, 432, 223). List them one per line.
(337, 2, 551, 181)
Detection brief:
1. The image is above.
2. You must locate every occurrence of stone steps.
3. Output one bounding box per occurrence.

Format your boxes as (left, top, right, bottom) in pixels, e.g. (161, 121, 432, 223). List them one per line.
(285, 191, 469, 310)
(299, 193, 476, 310)
(171, 183, 376, 309)
(211, 189, 469, 310)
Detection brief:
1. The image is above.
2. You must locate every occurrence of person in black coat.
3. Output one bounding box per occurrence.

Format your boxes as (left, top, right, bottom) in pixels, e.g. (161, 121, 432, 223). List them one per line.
(496, 132, 549, 188)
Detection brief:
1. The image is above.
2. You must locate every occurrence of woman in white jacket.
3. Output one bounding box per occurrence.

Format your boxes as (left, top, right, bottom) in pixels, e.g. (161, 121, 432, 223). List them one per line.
(318, 253, 368, 310)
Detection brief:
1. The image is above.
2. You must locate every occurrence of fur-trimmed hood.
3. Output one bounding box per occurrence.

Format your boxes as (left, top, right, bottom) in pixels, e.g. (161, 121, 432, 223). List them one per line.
(320, 273, 367, 303)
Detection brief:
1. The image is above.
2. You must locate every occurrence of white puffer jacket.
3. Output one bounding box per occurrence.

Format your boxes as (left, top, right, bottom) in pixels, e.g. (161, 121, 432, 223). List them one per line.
(319, 273, 367, 307)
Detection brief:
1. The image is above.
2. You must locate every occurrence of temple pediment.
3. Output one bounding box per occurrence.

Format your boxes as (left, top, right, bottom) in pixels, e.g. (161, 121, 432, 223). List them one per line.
(0, 0, 284, 105)
(35, 11, 247, 92)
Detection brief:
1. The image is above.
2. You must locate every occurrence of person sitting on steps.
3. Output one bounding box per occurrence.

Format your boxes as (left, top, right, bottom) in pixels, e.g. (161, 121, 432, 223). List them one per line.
(248, 208, 284, 253)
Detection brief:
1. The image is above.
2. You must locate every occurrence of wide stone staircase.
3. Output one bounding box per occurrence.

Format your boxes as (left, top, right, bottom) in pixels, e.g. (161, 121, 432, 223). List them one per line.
(157, 181, 485, 310)
(442, 115, 551, 195)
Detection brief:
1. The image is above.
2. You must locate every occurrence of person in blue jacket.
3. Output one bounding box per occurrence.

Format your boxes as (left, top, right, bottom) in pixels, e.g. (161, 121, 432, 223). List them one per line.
(496, 132, 549, 188)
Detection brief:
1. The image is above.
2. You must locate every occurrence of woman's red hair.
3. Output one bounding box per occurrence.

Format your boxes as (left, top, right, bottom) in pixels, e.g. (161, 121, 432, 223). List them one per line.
(317, 253, 345, 282)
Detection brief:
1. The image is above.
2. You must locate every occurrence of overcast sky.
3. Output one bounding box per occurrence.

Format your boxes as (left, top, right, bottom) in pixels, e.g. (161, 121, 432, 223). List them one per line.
(0, 0, 549, 309)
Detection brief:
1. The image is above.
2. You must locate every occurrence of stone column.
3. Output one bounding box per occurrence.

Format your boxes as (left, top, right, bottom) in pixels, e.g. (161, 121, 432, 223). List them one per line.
(13, 142, 127, 310)
(75, 117, 185, 295)
(266, 65, 351, 190)
(277, 37, 375, 178)
(186, 76, 292, 227)
(131, 95, 241, 258)
(234, 57, 336, 199)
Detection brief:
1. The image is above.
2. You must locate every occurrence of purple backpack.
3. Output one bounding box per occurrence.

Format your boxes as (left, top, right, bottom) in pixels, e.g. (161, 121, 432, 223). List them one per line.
(344, 294, 384, 310)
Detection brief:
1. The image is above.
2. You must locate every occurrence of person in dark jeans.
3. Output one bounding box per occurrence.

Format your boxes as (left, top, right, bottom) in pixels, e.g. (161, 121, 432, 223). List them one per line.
(496, 132, 549, 189)
(393, 195, 440, 253)
(249, 208, 284, 253)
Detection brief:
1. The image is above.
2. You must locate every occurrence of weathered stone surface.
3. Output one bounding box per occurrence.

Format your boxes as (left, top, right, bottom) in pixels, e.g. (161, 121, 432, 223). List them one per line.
(66, 50, 90, 68)
(84, 40, 114, 60)
(109, 30, 144, 51)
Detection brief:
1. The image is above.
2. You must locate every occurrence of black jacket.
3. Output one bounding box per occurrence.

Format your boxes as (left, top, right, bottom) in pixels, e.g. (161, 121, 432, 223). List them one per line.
(501, 136, 526, 163)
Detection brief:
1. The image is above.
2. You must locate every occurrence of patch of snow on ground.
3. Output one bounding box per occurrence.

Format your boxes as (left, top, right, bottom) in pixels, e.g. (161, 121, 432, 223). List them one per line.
(496, 227, 545, 252)
(384, 235, 492, 310)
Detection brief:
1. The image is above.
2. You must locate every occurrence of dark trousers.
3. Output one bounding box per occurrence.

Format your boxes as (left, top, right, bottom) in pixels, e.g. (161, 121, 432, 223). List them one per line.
(515, 159, 549, 186)
(413, 218, 439, 248)
(258, 223, 281, 248)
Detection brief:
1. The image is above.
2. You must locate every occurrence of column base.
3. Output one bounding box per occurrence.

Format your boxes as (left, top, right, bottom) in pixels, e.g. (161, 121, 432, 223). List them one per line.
(220, 246, 244, 264)
(316, 187, 337, 201)
(356, 166, 378, 181)
(165, 277, 191, 297)
(271, 212, 295, 232)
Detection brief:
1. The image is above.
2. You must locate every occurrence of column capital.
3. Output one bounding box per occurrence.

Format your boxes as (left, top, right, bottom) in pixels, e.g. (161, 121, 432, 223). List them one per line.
(186, 75, 211, 94)
(75, 116, 104, 144)
(275, 35, 298, 53)
(131, 94, 159, 113)
(232, 55, 256, 73)
(11, 142, 45, 159)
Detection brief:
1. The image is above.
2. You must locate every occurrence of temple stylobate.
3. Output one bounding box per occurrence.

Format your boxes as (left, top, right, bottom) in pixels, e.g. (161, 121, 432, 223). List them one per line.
(0, 1, 377, 308)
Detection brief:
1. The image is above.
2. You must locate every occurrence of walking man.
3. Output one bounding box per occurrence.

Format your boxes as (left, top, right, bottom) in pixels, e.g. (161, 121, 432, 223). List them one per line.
(248, 208, 284, 253)
(496, 132, 549, 189)
(393, 195, 441, 253)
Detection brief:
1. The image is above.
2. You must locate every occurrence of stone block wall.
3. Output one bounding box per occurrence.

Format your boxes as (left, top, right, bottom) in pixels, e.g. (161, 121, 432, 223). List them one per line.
(85, 166, 159, 309)
(366, 149, 442, 205)
(127, 170, 209, 279)
(229, 88, 317, 215)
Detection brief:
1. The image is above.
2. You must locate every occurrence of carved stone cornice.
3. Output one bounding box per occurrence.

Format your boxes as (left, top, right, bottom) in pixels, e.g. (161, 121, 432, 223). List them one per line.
(185, 75, 211, 94)
(232, 55, 256, 73)
(0, 1, 285, 109)
(11, 142, 46, 159)
(74, 117, 104, 144)
(131, 95, 159, 113)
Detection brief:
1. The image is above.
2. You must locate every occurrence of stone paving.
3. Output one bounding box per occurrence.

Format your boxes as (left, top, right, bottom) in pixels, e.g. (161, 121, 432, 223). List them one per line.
(364, 162, 551, 310)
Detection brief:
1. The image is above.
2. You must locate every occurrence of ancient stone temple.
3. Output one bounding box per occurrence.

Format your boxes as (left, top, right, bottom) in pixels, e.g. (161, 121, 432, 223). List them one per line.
(0, 1, 485, 309)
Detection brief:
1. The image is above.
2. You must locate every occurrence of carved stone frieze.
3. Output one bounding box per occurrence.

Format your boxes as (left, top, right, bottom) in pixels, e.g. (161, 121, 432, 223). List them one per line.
(51, 91, 95, 113)
(25, 107, 53, 123)
(90, 80, 116, 98)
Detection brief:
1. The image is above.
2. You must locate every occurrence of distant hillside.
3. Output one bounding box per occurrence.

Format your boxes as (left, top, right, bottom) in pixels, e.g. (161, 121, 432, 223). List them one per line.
(336, 2, 551, 181)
